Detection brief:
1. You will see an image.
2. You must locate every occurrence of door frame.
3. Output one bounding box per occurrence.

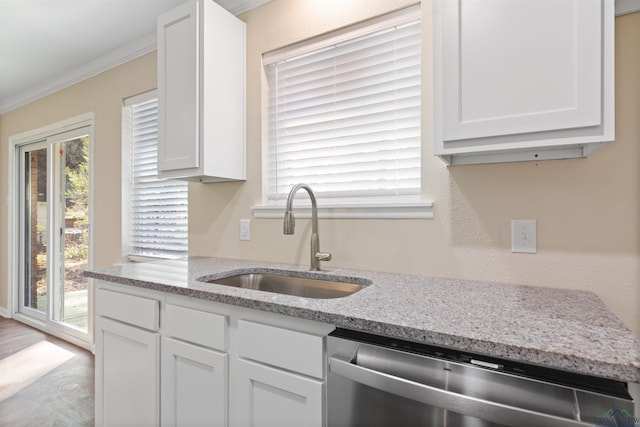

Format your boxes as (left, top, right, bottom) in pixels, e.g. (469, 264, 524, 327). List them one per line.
(16, 139, 49, 323)
(7, 112, 95, 351)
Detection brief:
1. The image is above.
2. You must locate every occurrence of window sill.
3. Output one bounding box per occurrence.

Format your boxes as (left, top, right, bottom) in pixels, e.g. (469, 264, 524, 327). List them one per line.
(126, 254, 185, 263)
(252, 200, 433, 220)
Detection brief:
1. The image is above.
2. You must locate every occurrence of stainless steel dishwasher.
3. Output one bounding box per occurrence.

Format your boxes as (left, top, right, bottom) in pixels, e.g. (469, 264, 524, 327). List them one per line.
(327, 329, 636, 427)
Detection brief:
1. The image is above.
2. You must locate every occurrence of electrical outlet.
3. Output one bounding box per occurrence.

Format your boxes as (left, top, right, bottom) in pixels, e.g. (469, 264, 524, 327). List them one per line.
(240, 219, 251, 241)
(511, 219, 536, 253)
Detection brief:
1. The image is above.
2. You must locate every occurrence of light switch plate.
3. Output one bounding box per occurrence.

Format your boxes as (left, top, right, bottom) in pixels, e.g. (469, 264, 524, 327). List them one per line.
(511, 219, 536, 253)
(240, 219, 251, 241)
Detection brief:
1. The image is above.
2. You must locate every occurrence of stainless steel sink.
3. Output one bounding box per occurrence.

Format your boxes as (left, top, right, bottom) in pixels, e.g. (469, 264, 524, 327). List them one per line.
(201, 271, 370, 299)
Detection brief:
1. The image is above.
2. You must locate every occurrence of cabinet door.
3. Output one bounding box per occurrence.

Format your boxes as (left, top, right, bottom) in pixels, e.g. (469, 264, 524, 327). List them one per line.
(433, 0, 614, 164)
(439, 0, 601, 140)
(236, 359, 324, 427)
(162, 337, 228, 427)
(95, 317, 160, 427)
(157, 0, 200, 172)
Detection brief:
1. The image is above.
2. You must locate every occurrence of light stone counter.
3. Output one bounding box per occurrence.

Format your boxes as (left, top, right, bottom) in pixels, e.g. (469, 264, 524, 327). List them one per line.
(84, 256, 640, 383)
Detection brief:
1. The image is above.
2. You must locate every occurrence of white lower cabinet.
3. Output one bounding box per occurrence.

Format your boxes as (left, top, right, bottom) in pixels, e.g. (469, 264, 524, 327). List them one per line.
(95, 317, 160, 427)
(162, 337, 228, 426)
(236, 359, 324, 427)
(235, 319, 325, 426)
(95, 281, 332, 427)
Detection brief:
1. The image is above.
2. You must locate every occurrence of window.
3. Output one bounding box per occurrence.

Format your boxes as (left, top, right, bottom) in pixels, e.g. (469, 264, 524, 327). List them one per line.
(263, 6, 422, 208)
(122, 91, 188, 259)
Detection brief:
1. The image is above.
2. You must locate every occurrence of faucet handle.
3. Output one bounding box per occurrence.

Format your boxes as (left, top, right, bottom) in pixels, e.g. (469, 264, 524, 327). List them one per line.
(315, 252, 332, 262)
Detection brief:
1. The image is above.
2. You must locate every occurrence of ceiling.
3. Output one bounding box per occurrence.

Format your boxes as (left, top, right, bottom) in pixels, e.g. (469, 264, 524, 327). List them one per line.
(0, 0, 270, 114)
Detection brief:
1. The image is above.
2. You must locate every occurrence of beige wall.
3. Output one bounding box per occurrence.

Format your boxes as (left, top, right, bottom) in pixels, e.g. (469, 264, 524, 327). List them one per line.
(0, 52, 157, 309)
(190, 0, 640, 335)
(1, 1, 639, 335)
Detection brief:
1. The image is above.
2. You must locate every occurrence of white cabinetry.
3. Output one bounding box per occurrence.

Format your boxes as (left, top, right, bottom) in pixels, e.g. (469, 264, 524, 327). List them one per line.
(433, 0, 614, 165)
(94, 281, 333, 427)
(157, 0, 245, 182)
(162, 338, 228, 426)
(95, 288, 161, 427)
(237, 359, 324, 427)
(236, 320, 325, 427)
(162, 303, 229, 426)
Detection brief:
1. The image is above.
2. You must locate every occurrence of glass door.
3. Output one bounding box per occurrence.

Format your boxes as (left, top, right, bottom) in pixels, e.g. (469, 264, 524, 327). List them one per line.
(20, 142, 49, 319)
(52, 135, 90, 330)
(18, 127, 91, 341)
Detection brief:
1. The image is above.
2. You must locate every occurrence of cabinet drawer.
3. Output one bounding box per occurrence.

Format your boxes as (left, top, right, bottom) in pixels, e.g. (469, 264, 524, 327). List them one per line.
(165, 304, 227, 351)
(239, 320, 324, 379)
(96, 288, 159, 331)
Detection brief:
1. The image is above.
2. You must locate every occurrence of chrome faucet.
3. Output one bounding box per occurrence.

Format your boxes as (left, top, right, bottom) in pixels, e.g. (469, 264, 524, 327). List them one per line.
(283, 183, 332, 271)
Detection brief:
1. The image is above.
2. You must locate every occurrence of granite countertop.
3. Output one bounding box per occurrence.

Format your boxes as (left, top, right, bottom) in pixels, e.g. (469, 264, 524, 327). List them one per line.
(84, 256, 640, 383)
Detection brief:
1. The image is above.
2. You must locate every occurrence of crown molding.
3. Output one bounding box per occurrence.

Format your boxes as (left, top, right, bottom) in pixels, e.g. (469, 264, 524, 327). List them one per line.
(217, 0, 271, 15)
(0, 32, 157, 115)
(616, 0, 640, 16)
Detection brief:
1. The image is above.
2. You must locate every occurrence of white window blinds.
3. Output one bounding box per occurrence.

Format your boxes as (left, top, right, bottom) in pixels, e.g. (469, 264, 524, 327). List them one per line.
(124, 95, 188, 258)
(263, 5, 421, 202)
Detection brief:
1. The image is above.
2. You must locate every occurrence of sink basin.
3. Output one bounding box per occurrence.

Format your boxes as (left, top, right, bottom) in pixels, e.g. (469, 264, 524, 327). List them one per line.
(201, 271, 370, 299)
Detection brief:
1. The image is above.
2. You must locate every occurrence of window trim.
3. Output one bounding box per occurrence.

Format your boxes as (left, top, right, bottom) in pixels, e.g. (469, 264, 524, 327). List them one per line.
(259, 4, 432, 219)
(252, 199, 433, 220)
(262, 5, 422, 65)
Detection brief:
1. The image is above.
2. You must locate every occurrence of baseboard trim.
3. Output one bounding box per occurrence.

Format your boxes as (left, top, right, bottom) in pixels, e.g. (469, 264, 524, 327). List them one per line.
(0, 306, 10, 318)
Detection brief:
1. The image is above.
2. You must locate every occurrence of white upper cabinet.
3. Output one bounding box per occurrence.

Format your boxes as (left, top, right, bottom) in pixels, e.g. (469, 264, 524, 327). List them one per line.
(157, 0, 246, 182)
(433, 0, 614, 165)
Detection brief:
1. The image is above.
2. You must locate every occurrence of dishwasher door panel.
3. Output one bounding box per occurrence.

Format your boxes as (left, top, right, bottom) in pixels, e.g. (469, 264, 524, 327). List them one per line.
(327, 333, 634, 427)
(328, 358, 518, 427)
(327, 366, 446, 427)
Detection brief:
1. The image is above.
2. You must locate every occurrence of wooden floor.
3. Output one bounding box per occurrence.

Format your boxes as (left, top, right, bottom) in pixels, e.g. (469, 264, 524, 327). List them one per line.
(0, 317, 94, 426)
